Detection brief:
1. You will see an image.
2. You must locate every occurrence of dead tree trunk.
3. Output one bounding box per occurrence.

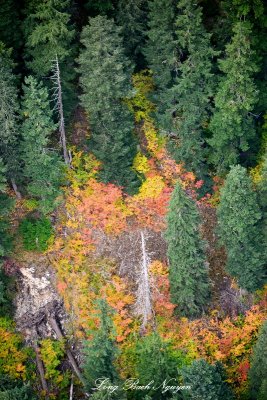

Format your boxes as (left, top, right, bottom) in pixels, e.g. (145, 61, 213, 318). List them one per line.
(32, 327, 49, 397)
(48, 315, 86, 386)
(51, 55, 71, 166)
(69, 375, 74, 400)
(11, 178, 22, 199)
(33, 342, 49, 395)
(135, 230, 153, 332)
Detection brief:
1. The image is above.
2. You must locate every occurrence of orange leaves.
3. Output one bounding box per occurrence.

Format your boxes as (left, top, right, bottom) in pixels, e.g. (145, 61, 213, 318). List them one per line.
(0, 318, 28, 380)
(237, 360, 250, 382)
(127, 183, 172, 231)
(102, 276, 136, 343)
(69, 178, 129, 236)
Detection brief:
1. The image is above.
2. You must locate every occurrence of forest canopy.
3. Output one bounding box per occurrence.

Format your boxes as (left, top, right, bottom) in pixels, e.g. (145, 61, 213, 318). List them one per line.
(0, 0, 266, 399)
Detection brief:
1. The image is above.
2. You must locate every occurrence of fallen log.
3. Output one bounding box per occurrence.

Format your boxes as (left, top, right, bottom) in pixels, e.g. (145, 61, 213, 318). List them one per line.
(48, 315, 86, 386)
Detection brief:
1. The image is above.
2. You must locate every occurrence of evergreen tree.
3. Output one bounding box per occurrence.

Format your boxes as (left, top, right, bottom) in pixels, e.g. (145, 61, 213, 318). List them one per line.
(84, 0, 114, 16)
(82, 300, 125, 398)
(0, 375, 36, 400)
(0, 0, 22, 58)
(0, 160, 13, 258)
(0, 43, 20, 182)
(24, 0, 74, 76)
(77, 16, 139, 193)
(144, 0, 177, 91)
(209, 21, 259, 173)
(181, 359, 233, 400)
(116, 0, 147, 65)
(259, 150, 267, 244)
(23, 0, 76, 118)
(248, 321, 267, 400)
(221, 1, 267, 112)
(135, 332, 184, 399)
(217, 165, 266, 291)
(166, 0, 216, 181)
(164, 182, 210, 317)
(144, 0, 178, 121)
(21, 76, 64, 214)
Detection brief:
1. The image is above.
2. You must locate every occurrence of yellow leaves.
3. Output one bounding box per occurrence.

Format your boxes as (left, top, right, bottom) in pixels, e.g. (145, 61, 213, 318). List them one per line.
(133, 152, 150, 175)
(67, 147, 101, 190)
(126, 70, 156, 122)
(102, 276, 136, 343)
(250, 162, 264, 184)
(39, 338, 68, 387)
(143, 121, 165, 156)
(136, 176, 165, 199)
(149, 260, 168, 276)
(0, 318, 28, 380)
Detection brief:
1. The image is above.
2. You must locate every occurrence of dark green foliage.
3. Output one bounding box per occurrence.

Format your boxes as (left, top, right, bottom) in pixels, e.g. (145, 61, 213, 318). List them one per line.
(0, 43, 20, 181)
(21, 76, 64, 214)
(181, 359, 233, 400)
(0, 268, 14, 318)
(0, 375, 36, 400)
(165, 182, 210, 317)
(248, 321, 267, 400)
(23, 0, 74, 76)
(208, 21, 259, 174)
(82, 300, 122, 397)
(77, 16, 139, 193)
(23, 0, 77, 119)
(0, 163, 13, 258)
(259, 151, 267, 245)
(144, 0, 177, 91)
(84, 0, 114, 16)
(116, 0, 147, 65)
(135, 332, 185, 399)
(166, 0, 216, 181)
(217, 165, 266, 291)
(222, 0, 266, 23)
(0, 194, 13, 258)
(0, 0, 22, 57)
(144, 0, 178, 120)
(19, 216, 53, 252)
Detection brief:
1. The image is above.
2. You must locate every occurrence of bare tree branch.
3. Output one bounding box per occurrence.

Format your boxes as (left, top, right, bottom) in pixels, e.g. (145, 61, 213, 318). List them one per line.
(51, 55, 71, 166)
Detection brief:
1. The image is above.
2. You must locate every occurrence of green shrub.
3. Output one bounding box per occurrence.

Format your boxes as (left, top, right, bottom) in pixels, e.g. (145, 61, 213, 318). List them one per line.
(19, 217, 53, 252)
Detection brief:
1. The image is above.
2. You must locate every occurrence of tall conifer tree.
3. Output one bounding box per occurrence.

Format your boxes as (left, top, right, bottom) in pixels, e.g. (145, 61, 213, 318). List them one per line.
(165, 182, 210, 317)
(144, 0, 177, 90)
(23, 0, 76, 118)
(209, 21, 259, 173)
(78, 16, 139, 193)
(217, 165, 266, 291)
(0, 43, 20, 183)
(82, 300, 125, 399)
(166, 0, 215, 181)
(0, 0, 22, 57)
(21, 76, 63, 214)
(116, 0, 147, 65)
(248, 321, 267, 400)
(182, 359, 233, 400)
(135, 332, 184, 399)
(144, 0, 178, 121)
